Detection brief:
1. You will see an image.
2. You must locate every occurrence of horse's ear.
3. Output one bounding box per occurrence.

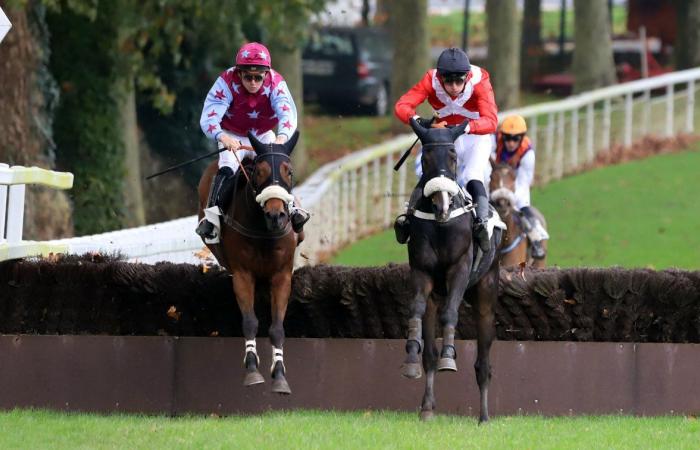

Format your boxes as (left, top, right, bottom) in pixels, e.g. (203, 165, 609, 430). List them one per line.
(489, 157, 497, 170)
(451, 120, 469, 141)
(409, 117, 428, 142)
(247, 131, 267, 154)
(283, 130, 300, 156)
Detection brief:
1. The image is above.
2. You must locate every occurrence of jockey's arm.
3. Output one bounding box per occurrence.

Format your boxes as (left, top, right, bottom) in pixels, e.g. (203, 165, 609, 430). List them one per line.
(514, 150, 535, 209)
(394, 71, 432, 124)
(270, 80, 298, 143)
(467, 76, 499, 135)
(200, 75, 234, 142)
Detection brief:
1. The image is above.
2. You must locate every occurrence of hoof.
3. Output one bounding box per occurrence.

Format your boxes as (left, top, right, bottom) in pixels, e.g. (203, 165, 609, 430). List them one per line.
(271, 377, 292, 395)
(437, 357, 457, 372)
(401, 362, 423, 379)
(243, 371, 265, 386)
(420, 410, 435, 421)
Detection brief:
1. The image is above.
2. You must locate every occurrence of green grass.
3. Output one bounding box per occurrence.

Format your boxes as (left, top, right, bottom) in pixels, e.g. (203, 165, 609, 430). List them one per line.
(429, 5, 628, 47)
(1, 409, 698, 450)
(333, 146, 700, 269)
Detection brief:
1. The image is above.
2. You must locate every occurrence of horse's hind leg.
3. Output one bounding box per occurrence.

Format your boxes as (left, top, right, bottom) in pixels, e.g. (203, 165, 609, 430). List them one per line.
(420, 299, 438, 421)
(232, 270, 264, 386)
(269, 270, 293, 395)
(473, 261, 498, 423)
(401, 270, 433, 379)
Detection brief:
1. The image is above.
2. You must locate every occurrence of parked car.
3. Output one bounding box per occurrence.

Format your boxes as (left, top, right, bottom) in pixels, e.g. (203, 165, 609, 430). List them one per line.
(302, 26, 392, 115)
(532, 40, 672, 96)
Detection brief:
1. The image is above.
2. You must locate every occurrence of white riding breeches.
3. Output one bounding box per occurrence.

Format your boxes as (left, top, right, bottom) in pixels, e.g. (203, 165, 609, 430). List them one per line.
(218, 130, 275, 172)
(415, 133, 493, 187)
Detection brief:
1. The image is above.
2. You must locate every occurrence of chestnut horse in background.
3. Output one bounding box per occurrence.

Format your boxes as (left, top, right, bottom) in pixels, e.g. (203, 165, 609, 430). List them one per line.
(197, 131, 301, 394)
(489, 161, 548, 268)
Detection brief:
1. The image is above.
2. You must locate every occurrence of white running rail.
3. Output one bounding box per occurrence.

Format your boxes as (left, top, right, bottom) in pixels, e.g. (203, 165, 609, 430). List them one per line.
(0, 164, 74, 261)
(22, 67, 700, 266)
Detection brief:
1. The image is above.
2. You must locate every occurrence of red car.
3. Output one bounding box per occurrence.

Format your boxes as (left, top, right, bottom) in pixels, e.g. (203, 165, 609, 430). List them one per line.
(533, 45, 671, 96)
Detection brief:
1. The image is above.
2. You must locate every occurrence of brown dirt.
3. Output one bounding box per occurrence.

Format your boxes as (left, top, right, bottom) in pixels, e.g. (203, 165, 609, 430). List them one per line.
(584, 134, 700, 171)
(2, 255, 698, 343)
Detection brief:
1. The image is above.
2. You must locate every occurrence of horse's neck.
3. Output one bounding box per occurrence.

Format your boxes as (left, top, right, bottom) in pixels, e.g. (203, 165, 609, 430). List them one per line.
(503, 210, 521, 241)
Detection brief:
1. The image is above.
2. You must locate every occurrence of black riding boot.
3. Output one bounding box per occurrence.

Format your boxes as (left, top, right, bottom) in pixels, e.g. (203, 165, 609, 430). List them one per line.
(467, 180, 491, 253)
(520, 206, 546, 259)
(394, 186, 423, 244)
(196, 166, 234, 240)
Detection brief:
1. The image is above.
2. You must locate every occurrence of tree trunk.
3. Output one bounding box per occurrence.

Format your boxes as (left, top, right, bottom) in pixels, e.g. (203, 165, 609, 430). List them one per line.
(486, 0, 520, 109)
(269, 45, 308, 178)
(674, 0, 700, 69)
(572, 0, 617, 93)
(0, 1, 72, 239)
(388, 0, 429, 133)
(521, 0, 543, 88)
(119, 81, 145, 227)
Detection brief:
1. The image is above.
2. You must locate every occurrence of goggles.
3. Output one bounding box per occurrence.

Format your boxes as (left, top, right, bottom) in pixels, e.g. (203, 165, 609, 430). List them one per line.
(503, 133, 524, 142)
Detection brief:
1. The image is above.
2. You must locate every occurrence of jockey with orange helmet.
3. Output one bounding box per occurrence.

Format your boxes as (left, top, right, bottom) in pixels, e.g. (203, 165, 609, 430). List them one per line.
(492, 114, 548, 259)
(393, 47, 498, 252)
(196, 42, 309, 242)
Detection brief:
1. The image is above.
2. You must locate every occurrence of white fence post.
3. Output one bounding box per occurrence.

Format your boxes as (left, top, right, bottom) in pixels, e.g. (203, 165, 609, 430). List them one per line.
(666, 83, 675, 137)
(602, 98, 611, 151)
(0, 163, 7, 242)
(570, 108, 579, 170)
(624, 92, 633, 147)
(586, 102, 595, 163)
(686, 79, 695, 133)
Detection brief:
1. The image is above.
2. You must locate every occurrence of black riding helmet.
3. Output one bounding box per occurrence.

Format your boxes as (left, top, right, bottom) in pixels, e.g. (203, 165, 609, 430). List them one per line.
(437, 47, 471, 76)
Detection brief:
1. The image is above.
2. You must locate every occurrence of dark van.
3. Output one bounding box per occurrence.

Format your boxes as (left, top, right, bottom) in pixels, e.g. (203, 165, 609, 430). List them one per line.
(302, 26, 392, 115)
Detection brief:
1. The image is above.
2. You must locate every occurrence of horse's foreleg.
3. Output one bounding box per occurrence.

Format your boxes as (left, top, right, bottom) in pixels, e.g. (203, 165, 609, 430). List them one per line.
(473, 262, 498, 424)
(420, 299, 438, 421)
(438, 259, 470, 372)
(232, 270, 264, 387)
(401, 270, 433, 379)
(269, 270, 292, 395)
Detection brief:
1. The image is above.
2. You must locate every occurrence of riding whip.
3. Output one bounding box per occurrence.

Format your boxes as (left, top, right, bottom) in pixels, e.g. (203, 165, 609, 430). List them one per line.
(144, 144, 253, 180)
(393, 113, 439, 171)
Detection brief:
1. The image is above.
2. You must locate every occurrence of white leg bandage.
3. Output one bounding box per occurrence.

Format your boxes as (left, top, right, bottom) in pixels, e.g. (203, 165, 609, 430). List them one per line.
(244, 339, 260, 365)
(271, 346, 285, 373)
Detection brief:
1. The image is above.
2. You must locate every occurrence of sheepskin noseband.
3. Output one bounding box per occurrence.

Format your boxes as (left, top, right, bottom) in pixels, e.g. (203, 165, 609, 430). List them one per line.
(423, 176, 460, 198)
(255, 185, 294, 208)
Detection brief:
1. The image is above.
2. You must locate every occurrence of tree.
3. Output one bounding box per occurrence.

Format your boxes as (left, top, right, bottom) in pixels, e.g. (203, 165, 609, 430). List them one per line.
(572, 0, 617, 93)
(486, 0, 520, 109)
(387, 0, 429, 133)
(674, 0, 700, 69)
(0, 1, 72, 239)
(521, 0, 543, 88)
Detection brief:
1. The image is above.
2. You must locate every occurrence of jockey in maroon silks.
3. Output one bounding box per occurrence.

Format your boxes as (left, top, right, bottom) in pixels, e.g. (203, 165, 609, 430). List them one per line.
(196, 42, 309, 242)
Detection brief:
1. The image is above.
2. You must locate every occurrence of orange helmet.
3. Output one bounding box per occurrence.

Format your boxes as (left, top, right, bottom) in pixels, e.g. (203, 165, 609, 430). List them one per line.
(501, 115, 527, 135)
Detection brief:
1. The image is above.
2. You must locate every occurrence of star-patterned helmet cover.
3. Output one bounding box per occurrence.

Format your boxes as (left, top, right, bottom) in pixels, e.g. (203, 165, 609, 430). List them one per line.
(236, 42, 272, 70)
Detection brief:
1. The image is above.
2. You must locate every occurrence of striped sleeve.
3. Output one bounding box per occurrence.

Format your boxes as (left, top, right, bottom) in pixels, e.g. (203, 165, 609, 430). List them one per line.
(270, 81, 298, 139)
(200, 76, 233, 141)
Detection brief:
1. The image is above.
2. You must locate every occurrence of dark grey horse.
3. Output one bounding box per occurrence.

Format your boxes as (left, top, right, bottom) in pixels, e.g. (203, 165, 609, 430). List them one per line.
(400, 118, 502, 422)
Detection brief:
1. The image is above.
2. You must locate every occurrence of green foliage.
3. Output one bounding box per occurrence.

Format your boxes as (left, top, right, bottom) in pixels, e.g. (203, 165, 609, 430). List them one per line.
(48, 1, 126, 234)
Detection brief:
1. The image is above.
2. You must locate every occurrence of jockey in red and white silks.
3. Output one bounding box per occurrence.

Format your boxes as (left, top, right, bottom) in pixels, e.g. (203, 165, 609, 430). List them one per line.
(393, 47, 498, 252)
(395, 66, 498, 187)
(199, 44, 298, 174)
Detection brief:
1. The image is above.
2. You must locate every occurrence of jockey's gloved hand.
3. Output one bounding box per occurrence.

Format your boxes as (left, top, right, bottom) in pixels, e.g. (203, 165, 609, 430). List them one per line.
(415, 116, 434, 128)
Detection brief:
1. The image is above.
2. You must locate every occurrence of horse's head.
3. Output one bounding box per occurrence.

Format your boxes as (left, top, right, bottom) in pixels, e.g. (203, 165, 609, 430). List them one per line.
(247, 130, 299, 232)
(488, 159, 517, 219)
(410, 117, 468, 223)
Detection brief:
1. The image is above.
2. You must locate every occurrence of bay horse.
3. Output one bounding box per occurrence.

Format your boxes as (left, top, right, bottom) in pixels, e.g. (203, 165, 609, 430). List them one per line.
(488, 160, 548, 269)
(197, 131, 301, 394)
(401, 118, 504, 422)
